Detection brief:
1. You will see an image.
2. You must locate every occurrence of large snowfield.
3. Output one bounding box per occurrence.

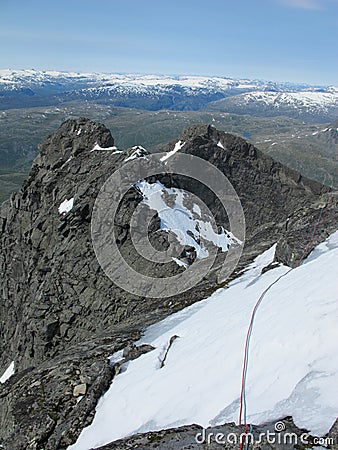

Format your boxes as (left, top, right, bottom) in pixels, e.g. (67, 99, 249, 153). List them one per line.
(70, 231, 338, 450)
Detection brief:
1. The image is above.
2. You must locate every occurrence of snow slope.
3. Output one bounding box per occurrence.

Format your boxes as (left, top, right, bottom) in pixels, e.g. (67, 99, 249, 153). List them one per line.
(70, 232, 338, 449)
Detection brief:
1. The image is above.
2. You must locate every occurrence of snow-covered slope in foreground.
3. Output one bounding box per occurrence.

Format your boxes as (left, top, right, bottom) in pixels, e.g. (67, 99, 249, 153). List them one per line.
(70, 232, 338, 450)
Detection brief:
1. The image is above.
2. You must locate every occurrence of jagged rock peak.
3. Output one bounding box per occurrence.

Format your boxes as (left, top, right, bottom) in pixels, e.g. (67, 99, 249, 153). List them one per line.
(179, 124, 218, 141)
(180, 123, 244, 143)
(36, 117, 115, 169)
(179, 124, 232, 147)
(176, 123, 330, 196)
(178, 123, 257, 157)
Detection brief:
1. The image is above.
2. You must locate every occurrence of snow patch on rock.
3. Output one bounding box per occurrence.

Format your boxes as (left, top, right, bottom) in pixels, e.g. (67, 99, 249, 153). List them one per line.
(58, 198, 74, 214)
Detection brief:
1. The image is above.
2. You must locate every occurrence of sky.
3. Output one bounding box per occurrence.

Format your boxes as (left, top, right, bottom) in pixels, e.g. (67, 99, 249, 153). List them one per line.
(0, 0, 337, 85)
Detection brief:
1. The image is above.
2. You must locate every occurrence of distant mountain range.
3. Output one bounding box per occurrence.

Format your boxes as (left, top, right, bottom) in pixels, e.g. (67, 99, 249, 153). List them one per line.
(1, 70, 337, 122)
(207, 88, 338, 122)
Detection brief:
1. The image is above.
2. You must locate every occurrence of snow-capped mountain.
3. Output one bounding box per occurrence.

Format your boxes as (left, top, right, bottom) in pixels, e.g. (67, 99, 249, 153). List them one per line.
(207, 89, 338, 123)
(1, 69, 337, 121)
(0, 69, 306, 93)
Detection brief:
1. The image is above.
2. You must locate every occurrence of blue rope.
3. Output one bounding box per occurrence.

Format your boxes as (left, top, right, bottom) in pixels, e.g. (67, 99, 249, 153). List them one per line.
(239, 199, 331, 448)
(241, 269, 292, 425)
(245, 424, 253, 449)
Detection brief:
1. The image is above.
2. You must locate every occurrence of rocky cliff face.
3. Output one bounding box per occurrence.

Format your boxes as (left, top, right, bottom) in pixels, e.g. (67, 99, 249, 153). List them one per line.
(0, 118, 337, 449)
(0, 119, 183, 372)
(164, 124, 336, 263)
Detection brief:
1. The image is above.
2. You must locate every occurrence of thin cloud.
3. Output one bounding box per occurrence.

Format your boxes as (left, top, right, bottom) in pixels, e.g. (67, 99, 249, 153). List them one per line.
(276, 0, 324, 9)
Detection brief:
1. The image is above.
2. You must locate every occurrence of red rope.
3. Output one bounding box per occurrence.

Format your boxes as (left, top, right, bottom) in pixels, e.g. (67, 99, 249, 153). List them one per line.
(239, 423, 249, 450)
(238, 270, 291, 424)
(238, 195, 333, 449)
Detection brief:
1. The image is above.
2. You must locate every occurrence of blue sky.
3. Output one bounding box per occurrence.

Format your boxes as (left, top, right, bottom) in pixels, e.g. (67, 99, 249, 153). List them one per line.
(0, 0, 337, 85)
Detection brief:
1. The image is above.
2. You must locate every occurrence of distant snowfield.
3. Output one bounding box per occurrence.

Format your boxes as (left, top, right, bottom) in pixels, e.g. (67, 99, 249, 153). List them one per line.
(0, 69, 251, 91)
(239, 90, 338, 111)
(1, 69, 337, 96)
(69, 232, 338, 450)
(1, 70, 338, 120)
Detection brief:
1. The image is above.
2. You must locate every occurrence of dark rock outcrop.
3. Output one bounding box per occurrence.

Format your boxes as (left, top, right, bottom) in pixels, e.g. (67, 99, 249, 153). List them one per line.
(0, 119, 337, 450)
(95, 417, 338, 450)
(0, 331, 141, 449)
(0, 119, 182, 372)
(162, 124, 336, 266)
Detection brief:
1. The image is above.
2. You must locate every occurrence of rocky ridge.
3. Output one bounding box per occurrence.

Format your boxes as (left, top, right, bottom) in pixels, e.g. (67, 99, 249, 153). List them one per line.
(0, 118, 337, 449)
